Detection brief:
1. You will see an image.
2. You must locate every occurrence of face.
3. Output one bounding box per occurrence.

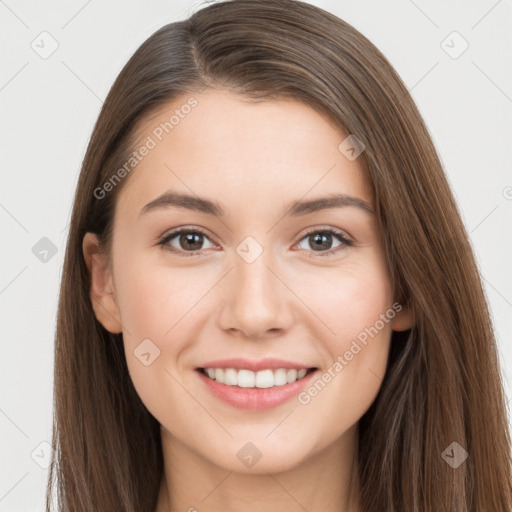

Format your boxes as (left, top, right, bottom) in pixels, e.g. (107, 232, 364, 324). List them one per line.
(83, 88, 412, 474)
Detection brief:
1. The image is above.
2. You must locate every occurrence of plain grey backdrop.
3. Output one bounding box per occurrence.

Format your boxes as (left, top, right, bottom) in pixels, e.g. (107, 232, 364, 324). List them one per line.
(1, 0, 511, 510)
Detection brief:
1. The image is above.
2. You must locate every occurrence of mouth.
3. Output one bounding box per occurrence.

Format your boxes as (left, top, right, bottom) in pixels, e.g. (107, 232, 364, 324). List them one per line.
(195, 364, 320, 410)
(196, 366, 318, 389)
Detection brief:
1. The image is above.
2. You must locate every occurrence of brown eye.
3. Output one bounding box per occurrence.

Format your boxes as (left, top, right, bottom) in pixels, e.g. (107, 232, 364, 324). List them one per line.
(158, 228, 216, 256)
(296, 228, 353, 256)
(307, 232, 335, 251)
(177, 232, 204, 251)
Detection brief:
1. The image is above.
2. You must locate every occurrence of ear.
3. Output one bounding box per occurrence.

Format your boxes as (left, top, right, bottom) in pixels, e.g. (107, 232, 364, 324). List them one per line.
(82, 232, 123, 334)
(391, 303, 414, 332)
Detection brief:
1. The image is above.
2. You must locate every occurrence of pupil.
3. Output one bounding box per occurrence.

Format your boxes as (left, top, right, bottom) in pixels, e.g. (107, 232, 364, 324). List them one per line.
(311, 232, 331, 251)
(181, 232, 202, 250)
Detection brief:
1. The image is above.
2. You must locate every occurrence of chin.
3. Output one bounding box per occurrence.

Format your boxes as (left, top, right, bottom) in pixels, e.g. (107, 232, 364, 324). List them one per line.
(205, 440, 312, 475)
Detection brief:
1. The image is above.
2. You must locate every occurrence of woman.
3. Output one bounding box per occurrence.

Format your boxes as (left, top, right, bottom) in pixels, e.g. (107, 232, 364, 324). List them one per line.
(46, 0, 512, 510)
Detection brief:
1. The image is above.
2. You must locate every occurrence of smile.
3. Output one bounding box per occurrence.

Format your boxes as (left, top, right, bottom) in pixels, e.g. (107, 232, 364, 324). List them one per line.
(196, 366, 319, 410)
(199, 367, 316, 388)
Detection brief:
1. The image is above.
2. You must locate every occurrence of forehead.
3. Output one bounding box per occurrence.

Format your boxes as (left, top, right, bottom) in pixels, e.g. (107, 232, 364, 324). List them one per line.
(116, 89, 372, 220)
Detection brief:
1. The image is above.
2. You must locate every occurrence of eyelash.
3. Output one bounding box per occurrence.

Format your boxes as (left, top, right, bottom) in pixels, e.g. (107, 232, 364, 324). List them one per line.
(157, 226, 353, 258)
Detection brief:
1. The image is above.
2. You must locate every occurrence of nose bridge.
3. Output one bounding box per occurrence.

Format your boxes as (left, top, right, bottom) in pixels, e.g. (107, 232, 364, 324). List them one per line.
(236, 248, 274, 297)
(234, 240, 280, 310)
(218, 235, 292, 337)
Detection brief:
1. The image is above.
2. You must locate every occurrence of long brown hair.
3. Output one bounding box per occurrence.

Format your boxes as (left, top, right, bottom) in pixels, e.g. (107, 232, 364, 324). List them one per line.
(46, 0, 512, 510)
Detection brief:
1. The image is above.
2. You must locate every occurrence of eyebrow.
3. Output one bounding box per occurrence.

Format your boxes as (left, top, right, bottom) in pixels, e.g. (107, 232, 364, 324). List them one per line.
(138, 191, 374, 219)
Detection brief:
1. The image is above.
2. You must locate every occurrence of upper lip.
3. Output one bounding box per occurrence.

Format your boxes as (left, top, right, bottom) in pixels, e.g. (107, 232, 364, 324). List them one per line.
(196, 358, 317, 372)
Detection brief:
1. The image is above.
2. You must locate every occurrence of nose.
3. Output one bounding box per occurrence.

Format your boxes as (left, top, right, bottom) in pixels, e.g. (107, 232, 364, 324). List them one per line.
(217, 250, 295, 340)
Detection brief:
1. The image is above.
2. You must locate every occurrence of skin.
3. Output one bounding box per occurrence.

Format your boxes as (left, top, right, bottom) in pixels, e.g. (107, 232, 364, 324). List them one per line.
(83, 89, 414, 512)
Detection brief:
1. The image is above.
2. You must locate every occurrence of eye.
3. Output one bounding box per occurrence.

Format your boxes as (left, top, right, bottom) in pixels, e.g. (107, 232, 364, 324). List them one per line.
(295, 228, 353, 257)
(157, 227, 217, 257)
(157, 226, 353, 258)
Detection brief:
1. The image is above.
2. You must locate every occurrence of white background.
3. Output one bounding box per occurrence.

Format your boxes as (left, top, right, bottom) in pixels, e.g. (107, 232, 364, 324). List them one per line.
(1, 0, 511, 510)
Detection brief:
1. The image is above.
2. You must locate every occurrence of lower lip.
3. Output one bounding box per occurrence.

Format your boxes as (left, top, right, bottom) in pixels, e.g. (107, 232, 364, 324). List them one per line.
(196, 369, 318, 410)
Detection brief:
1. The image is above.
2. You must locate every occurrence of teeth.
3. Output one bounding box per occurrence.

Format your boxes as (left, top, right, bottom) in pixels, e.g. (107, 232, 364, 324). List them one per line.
(238, 369, 255, 388)
(255, 369, 273, 388)
(287, 369, 297, 383)
(274, 368, 288, 386)
(202, 367, 312, 388)
(223, 368, 238, 386)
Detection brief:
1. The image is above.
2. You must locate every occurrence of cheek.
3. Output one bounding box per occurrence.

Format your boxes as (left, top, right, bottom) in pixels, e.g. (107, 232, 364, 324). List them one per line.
(114, 252, 207, 341)
(113, 256, 212, 404)
(299, 256, 393, 344)
(296, 255, 393, 415)
(114, 260, 198, 426)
